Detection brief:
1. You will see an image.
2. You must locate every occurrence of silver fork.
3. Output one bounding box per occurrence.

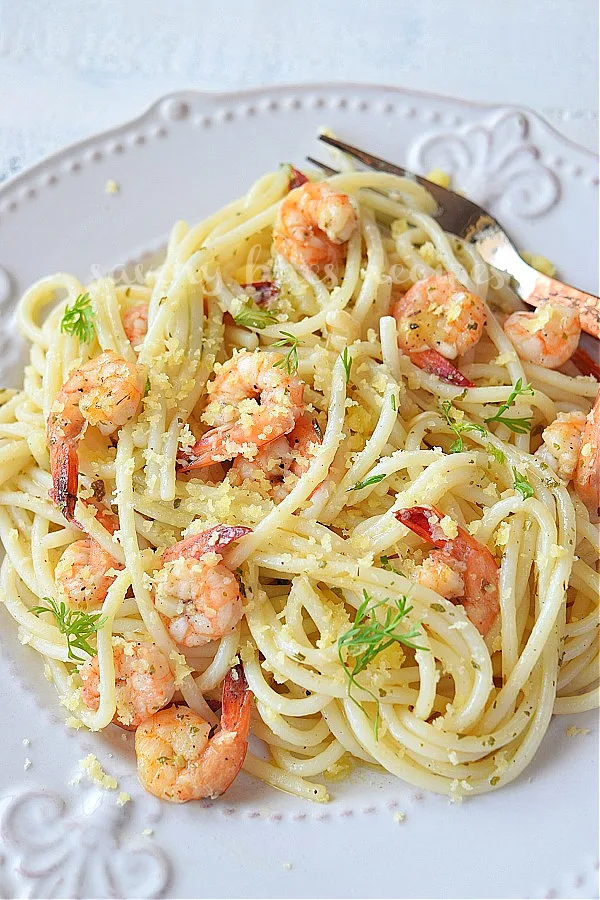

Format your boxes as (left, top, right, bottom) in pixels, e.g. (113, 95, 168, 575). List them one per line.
(308, 134, 600, 343)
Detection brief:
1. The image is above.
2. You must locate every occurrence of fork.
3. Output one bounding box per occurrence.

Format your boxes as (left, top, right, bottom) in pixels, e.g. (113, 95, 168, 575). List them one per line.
(308, 134, 600, 342)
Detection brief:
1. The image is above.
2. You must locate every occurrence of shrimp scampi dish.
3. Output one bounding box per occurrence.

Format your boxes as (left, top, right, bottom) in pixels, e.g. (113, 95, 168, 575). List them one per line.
(0, 156, 598, 805)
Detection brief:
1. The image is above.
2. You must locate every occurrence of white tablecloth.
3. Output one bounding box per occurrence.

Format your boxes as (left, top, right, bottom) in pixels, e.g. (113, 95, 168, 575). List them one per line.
(0, 0, 598, 183)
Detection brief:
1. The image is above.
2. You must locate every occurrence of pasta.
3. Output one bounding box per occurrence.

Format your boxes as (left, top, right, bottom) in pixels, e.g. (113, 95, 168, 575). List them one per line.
(0, 158, 598, 805)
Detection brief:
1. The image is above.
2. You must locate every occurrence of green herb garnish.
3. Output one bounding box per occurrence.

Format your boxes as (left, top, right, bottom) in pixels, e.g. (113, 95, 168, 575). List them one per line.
(391, 393, 397, 411)
(60, 292, 95, 344)
(338, 590, 425, 738)
(272, 331, 301, 375)
(440, 399, 487, 453)
(487, 444, 507, 464)
(484, 378, 534, 434)
(348, 473, 386, 492)
(379, 555, 404, 575)
(233, 303, 277, 330)
(340, 347, 352, 384)
(512, 467, 534, 499)
(31, 598, 105, 662)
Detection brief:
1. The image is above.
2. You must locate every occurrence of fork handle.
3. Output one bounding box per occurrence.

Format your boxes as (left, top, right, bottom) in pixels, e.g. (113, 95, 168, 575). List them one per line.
(519, 274, 600, 340)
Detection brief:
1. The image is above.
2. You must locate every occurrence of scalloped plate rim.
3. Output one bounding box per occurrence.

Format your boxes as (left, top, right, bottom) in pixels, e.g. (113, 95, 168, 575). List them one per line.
(0, 82, 597, 199)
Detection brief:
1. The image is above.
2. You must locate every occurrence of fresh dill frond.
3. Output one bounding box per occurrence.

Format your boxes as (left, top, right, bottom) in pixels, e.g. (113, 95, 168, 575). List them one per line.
(440, 399, 487, 453)
(60, 292, 95, 344)
(487, 444, 507, 464)
(484, 378, 534, 434)
(348, 473, 386, 492)
(233, 303, 277, 330)
(31, 598, 105, 662)
(338, 590, 426, 738)
(512, 467, 535, 499)
(340, 347, 352, 383)
(272, 331, 301, 375)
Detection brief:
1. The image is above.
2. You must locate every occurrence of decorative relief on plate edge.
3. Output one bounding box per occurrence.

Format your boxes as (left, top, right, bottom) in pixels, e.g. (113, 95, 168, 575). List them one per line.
(0, 784, 170, 899)
(409, 109, 561, 219)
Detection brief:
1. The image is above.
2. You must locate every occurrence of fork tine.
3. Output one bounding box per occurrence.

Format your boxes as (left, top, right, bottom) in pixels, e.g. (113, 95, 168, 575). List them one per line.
(318, 134, 429, 186)
(318, 133, 495, 236)
(305, 156, 339, 176)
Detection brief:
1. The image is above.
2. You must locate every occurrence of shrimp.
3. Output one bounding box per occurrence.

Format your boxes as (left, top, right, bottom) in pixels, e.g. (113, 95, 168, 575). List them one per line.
(392, 274, 485, 386)
(80, 639, 175, 729)
(229, 414, 321, 501)
(154, 524, 252, 647)
(395, 506, 500, 636)
(536, 393, 600, 516)
(177, 350, 305, 471)
(536, 410, 588, 481)
(55, 502, 122, 610)
(273, 180, 358, 273)
(47, 351, 144, 520)
(575, 391, 600, 516)
(503, 303, 581, 369)
(135, 665, 252, 802)
(122, 302, 149, 348)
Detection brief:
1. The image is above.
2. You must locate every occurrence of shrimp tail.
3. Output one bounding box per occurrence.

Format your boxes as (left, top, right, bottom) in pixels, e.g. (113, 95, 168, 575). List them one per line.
(49, 441, 79, 521)
(395, 505, 446, 544)
(410, 349, 475, 388)
(221, 664, 252, 733)
(161, 524, 252, 564)
(572, 347, 600, 382)
(395, 505, 499, 636)
(288, 166, 309, 191)
(176, 426, 232, 471)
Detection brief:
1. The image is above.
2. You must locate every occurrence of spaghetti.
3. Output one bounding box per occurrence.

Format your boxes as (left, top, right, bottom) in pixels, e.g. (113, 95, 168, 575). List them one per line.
(0, 160, 598, 804)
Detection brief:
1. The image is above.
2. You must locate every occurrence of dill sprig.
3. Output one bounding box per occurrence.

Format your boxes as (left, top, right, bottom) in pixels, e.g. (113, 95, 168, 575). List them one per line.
(512, 467, 534, 499)
(440, 399, 488, 453)
(31, 598, 105, 662)
(338, 590, 425, 738)
(348, 473, 386, 492)
(60, 292, 95, 344)
(484, 378, 534, 434)
(233, 303, 277, 330)
(487, 444, 507, 464)
(272, 332, 301, 375)
(340, 347, 352, 383)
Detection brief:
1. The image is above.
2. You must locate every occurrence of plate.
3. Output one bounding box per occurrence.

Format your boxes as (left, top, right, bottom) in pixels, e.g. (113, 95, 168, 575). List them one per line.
(0, 85, 597, 900)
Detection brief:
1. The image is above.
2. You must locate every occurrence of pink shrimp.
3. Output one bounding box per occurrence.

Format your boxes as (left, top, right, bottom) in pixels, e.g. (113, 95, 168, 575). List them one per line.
(574, 390, 600, 517)
(47, 351, 144, 520)
(154, 524, 252, 647)
(503, 303, 581, 369)
(135, 665, 252, 802)
(392, 274, 486, 387)
(80, 639, 176, 729)
(55, 504, 122, 610)
(177, 350, 305, 471)
(229, 414, 321, 501)
(273, 180, 358, 273)
(122, 302, 149, 348)
(395, 506, 500, 637)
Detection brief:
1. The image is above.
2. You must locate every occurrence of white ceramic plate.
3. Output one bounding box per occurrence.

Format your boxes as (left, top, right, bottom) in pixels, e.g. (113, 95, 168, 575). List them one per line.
(0, 85, 598, 900)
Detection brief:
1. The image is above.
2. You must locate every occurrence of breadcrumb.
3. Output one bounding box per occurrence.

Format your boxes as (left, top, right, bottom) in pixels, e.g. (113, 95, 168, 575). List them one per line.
(393, 811, 406, 823)
(566, 725, 590, 737)
(105, 179, 120, 195)
(71, 754, 118, 790)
